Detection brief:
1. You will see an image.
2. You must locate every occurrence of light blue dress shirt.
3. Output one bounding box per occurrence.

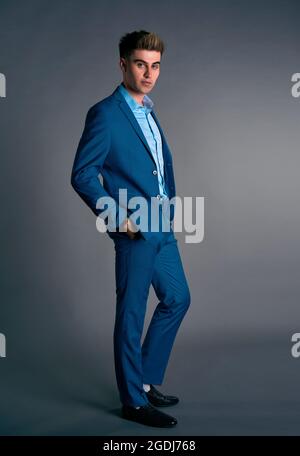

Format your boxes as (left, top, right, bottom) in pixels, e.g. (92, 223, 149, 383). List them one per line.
(117, 82, 168, 199)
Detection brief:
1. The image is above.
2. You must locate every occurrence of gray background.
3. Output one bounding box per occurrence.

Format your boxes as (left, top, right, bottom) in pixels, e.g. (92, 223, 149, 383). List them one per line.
(1, 0, 300, 435)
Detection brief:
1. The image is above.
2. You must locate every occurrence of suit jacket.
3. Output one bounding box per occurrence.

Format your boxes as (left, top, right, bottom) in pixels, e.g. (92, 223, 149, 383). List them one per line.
(71, 84, 176, 241)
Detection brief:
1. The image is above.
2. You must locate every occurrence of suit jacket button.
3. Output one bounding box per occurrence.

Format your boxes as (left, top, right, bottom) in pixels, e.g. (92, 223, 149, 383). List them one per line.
(152, 169, 157, 175)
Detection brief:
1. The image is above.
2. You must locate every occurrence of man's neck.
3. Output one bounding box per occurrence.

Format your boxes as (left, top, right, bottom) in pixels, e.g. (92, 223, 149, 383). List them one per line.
(122, 81, 144, 105)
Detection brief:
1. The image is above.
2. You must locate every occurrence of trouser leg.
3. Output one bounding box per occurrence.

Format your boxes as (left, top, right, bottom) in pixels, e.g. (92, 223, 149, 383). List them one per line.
(113, 235, 157, 407)
(141, 231, 191, 385)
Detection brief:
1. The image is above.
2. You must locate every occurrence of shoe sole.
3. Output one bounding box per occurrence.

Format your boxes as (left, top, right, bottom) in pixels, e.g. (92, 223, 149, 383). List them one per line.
(122, 413, 177, 428)
(147, 399, 179, 407)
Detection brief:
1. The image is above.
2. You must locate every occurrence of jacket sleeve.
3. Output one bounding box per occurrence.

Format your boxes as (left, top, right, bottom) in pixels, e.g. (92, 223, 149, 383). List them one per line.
(71, 104, 125, 230)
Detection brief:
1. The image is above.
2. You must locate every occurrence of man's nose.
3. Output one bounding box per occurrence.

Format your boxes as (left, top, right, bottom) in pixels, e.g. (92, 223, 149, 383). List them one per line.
(144, 69, 152, 78)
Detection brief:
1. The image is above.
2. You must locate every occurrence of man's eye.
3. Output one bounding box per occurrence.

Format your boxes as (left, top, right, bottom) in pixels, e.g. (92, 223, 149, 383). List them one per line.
(136, 63, 159, 69)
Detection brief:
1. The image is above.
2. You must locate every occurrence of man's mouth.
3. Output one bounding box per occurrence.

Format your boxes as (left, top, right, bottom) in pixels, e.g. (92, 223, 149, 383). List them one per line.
(142, 81, 152, 85)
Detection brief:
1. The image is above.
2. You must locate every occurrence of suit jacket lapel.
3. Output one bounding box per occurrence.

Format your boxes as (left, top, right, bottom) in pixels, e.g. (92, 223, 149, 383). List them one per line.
(112, 88, 155, 165)
(112, 86, 172, 173)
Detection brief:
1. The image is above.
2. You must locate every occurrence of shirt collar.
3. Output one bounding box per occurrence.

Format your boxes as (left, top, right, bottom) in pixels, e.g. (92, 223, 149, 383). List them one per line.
(118, 82, 154, 114)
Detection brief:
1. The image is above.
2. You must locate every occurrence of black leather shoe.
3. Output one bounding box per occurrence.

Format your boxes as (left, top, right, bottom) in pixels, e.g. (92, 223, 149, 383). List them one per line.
(121, 403, 177, 427)
(145, 385, 179, 407)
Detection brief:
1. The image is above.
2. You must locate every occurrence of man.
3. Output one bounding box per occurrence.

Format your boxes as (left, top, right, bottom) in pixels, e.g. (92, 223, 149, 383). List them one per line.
(71, 30, 191, 428)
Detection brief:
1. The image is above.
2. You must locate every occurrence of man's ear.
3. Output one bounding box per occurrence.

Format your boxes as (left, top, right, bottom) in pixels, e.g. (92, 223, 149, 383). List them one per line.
(120, 58, 126, 72)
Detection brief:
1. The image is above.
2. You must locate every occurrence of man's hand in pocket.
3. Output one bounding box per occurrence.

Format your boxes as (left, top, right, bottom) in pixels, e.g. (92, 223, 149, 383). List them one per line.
(122, 218, 140, 240)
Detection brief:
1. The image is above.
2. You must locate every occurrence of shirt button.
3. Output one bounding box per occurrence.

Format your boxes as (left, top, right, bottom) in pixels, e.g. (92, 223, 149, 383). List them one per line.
(152, 169, 158, 175)
(156, 194, 161, 200)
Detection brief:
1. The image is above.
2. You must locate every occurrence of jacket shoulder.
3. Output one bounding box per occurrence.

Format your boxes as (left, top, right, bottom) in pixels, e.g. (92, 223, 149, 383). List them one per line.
(86, 92, 116, 118)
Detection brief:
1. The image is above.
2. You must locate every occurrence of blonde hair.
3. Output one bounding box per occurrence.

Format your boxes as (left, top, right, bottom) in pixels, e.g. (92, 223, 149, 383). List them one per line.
(119, 30, 165, 59)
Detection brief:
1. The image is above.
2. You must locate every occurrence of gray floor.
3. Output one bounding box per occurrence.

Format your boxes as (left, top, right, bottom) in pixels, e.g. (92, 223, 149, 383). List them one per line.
(1, 331, 300, 436)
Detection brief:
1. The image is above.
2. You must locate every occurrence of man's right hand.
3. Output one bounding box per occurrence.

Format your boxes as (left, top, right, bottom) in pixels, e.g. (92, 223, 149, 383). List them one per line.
(121, 218, 140, 240)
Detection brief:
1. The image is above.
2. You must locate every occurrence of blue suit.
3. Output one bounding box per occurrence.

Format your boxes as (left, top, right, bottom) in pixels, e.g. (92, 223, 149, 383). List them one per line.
(71, 84, 191, 406)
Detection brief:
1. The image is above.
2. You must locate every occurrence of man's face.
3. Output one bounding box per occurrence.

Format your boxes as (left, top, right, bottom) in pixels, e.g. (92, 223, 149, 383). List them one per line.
(120, 49, 161, 95)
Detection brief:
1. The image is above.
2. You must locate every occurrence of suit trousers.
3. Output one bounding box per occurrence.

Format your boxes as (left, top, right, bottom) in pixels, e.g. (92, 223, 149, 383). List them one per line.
(111, 227, 191, 407)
